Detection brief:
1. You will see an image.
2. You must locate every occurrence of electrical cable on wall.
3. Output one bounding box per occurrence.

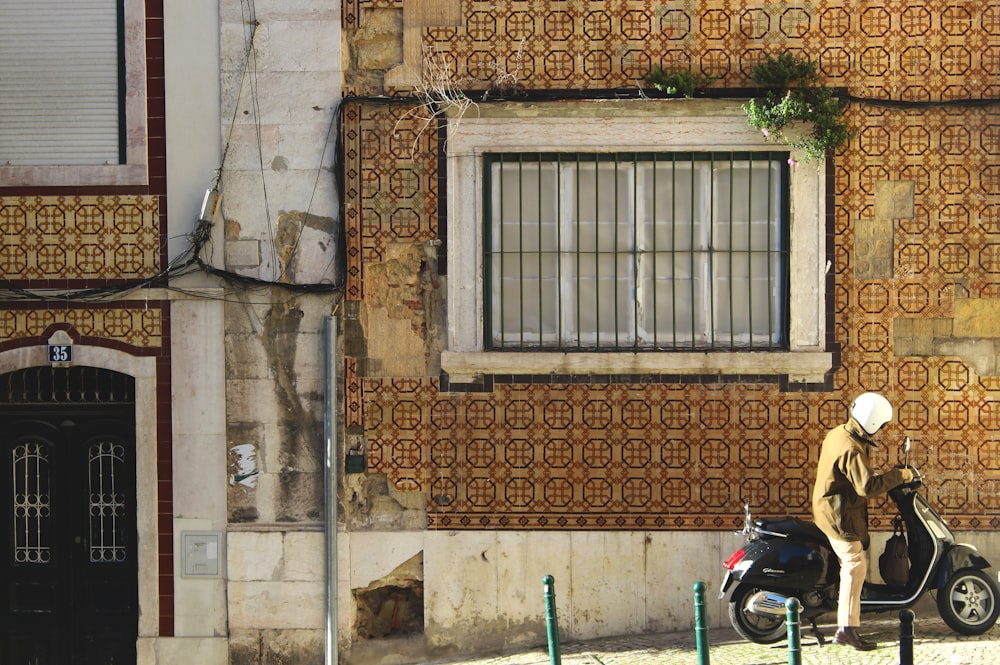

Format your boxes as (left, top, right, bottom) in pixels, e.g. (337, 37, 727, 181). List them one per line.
(4, 79, 997, 303)
(0, 6, 344, 304)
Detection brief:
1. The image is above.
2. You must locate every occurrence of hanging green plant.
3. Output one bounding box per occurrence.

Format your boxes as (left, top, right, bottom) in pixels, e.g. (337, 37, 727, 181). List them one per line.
(742, 53, 852, 162)
(643, 67, 709, 98)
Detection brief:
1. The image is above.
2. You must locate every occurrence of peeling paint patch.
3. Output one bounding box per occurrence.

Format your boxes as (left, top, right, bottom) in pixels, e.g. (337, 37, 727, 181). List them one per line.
(230, 443, 259, 487)
(273, 211, 338, 283)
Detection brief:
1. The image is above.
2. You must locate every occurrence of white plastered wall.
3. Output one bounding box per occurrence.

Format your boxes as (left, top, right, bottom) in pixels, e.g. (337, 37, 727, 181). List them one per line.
(343, 529, 746, 654)
(343, 526, 1000, 658)
(166, 297, 229, 662)
(161, 0, 229, 661)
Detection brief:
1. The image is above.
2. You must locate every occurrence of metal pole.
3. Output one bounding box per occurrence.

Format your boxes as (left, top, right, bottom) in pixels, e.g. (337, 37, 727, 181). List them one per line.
(693, 581, 710, 665)
(785, 597, 802, 665)
(543, 575, 561, 665)
(899, 609, 914, 665)
(324, 315, 339, 665)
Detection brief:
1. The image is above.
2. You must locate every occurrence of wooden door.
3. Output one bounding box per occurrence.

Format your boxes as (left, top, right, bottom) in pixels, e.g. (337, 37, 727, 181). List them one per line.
(2, 412, 138, 664)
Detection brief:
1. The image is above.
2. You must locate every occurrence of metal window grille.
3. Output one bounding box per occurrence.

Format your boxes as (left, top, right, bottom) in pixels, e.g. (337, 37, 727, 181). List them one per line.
(484, 152, 790, 351)
(89, 439, 128, 563)
(0, 366, 134, 404)
(12, 441, 52, 564)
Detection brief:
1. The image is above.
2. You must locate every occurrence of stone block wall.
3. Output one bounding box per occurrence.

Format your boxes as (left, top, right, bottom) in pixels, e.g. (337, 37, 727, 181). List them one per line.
(217, 0, 343, 663)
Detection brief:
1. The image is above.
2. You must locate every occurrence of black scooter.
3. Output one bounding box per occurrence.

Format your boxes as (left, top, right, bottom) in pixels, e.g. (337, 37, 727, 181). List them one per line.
(719, 440, 1000, 644)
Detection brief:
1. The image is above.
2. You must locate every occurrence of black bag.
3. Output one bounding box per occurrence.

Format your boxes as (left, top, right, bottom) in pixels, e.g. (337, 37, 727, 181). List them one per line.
(879, 516, 909, 586)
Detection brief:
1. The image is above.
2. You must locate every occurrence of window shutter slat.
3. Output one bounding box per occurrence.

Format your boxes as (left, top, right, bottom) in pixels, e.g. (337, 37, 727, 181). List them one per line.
(0, 1, 121, 165)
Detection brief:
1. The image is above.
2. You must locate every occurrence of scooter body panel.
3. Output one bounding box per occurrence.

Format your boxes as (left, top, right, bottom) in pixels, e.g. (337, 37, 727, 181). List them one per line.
(936, 543, 992, 587)
(726, 537, 833, 592)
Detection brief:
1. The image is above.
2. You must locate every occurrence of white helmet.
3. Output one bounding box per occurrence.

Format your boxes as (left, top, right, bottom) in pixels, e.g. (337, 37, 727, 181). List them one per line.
(850, 392, 892, 435)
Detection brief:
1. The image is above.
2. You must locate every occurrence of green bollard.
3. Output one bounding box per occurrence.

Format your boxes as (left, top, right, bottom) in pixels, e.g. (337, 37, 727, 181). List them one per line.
(785, 597, 802, 665)
(693, 581, 711, 665)
(543, 575, 561, 665)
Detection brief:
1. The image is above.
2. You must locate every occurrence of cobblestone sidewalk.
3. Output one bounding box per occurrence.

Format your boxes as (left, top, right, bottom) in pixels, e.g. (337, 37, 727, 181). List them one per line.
(425, 613, 999, 665)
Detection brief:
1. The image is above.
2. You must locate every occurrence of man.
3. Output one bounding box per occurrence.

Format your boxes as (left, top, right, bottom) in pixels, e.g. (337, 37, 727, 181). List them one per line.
(811, 392, 914, 651)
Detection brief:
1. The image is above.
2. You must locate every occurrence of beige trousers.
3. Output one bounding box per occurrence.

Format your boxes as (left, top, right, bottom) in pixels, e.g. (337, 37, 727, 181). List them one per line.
(829, 537, 866, 627)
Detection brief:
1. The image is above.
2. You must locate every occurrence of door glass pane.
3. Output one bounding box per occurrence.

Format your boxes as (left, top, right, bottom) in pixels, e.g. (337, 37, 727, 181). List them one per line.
(89, 439, 127, 563)
(11, 440, 51, 564)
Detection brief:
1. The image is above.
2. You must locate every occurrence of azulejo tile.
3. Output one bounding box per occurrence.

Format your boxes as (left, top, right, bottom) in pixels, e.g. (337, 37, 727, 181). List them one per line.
(343, 0, 1000, 531)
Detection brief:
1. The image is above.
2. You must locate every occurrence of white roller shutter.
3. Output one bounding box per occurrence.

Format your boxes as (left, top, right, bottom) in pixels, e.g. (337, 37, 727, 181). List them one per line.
(0, 0, 122, 166)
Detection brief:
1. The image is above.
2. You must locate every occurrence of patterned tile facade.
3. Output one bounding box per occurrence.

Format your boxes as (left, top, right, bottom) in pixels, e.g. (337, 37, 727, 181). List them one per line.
(342, 103, 440, 301)
(347, 1, 1000, 97)
(0, 304, 164, 352)
(344, 1, 1000, 531)
(0, 195, 161, 283)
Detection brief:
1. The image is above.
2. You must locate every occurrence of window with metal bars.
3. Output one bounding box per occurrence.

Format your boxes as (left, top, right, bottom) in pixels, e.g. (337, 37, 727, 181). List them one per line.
(484, 151, 790, 351)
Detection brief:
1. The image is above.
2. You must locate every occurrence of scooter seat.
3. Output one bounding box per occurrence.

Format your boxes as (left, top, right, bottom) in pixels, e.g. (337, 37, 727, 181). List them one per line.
(755, 517, 827, 542)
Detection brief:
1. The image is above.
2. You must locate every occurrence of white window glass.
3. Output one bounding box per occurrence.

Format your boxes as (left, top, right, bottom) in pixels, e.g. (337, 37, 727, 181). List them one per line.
(487, 153, 788, 351)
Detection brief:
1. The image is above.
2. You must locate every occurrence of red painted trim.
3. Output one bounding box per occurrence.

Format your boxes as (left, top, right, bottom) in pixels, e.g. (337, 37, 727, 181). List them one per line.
(155, 300, 173, 636)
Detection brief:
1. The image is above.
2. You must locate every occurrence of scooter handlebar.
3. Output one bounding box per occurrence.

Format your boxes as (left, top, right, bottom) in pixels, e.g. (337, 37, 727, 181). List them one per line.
(895, 464, 922, 488)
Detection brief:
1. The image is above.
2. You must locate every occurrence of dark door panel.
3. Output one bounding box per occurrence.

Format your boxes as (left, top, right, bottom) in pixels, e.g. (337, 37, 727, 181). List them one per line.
(2, 405, 137, 665)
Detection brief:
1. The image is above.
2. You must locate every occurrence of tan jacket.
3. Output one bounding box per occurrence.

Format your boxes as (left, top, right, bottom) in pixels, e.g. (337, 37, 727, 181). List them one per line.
(811, 419, 906, 543)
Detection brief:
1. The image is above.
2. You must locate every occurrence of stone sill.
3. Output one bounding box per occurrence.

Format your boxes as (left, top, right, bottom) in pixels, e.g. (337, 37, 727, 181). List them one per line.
(441, 350, 834, 384)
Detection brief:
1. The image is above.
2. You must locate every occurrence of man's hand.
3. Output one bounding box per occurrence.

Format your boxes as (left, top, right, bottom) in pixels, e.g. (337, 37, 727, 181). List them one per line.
(899, 467, 915, 484)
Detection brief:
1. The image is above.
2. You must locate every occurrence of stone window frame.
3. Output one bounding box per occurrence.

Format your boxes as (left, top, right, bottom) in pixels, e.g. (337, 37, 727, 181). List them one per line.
(442, 99, 833, 384)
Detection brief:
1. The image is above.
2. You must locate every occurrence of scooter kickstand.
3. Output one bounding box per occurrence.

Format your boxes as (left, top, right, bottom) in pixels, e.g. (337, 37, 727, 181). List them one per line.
(808, 619, 826, 646)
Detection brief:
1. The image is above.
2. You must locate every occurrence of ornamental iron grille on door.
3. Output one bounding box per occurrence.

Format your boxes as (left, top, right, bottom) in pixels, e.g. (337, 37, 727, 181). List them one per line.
(1, 366, 138, 665)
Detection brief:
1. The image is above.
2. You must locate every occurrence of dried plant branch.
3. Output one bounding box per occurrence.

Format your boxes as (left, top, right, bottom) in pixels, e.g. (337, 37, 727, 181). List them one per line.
(484, 38, 527, 100)
(394, 46, 478, 157)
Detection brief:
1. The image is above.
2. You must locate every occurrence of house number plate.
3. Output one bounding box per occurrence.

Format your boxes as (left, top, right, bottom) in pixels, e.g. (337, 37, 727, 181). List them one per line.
(48, 344, 73, 363)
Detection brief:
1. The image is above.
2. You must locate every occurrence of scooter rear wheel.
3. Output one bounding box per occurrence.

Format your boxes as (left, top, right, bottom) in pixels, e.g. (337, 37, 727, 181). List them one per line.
(936, 568, 1000, 635)
(728, 584, 787, 644)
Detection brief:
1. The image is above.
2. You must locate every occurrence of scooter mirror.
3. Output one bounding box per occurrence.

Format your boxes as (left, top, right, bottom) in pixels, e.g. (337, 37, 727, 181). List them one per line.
(904, 436, 911, 468)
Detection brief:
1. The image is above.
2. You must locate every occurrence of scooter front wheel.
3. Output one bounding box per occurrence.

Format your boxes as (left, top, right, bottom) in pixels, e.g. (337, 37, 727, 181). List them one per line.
(728, 584, 787, 644)
(936, 568, 1000, 635)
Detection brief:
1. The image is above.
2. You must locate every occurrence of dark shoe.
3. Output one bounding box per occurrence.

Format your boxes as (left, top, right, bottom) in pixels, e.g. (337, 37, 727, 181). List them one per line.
(832, 626, 877, 651)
